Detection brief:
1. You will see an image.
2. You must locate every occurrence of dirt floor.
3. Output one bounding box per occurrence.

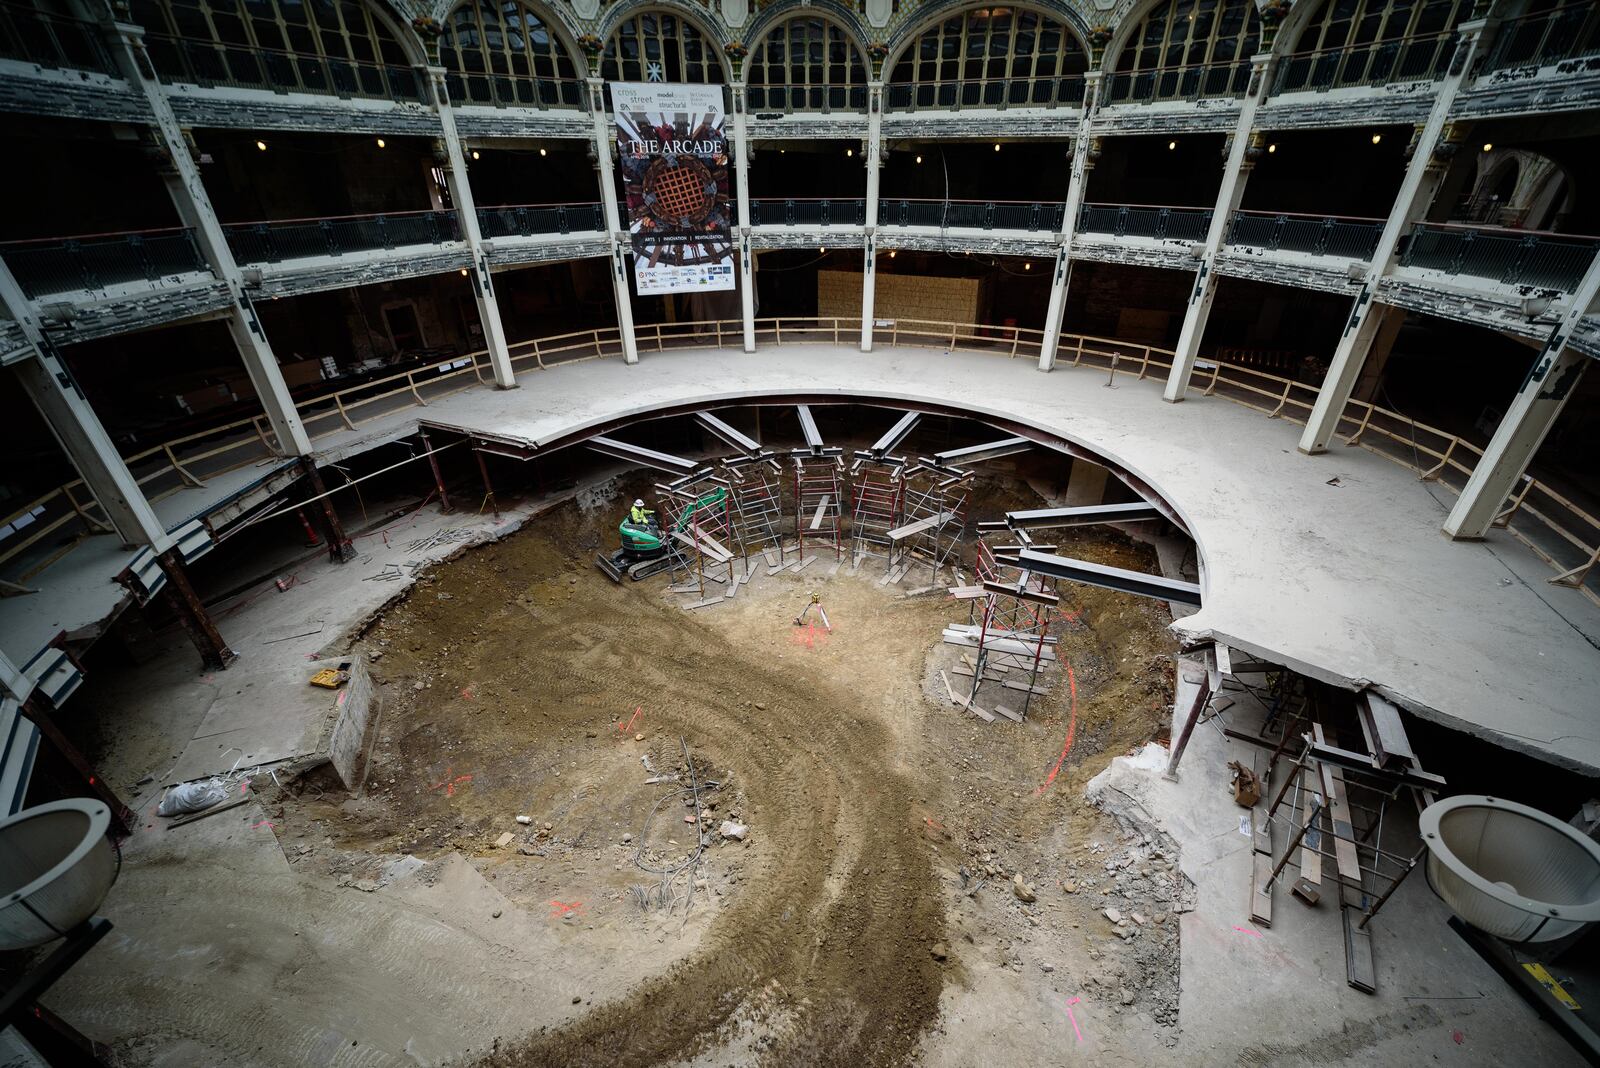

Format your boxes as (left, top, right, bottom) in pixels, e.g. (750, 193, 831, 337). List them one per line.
(269, 474, 1180, 1067)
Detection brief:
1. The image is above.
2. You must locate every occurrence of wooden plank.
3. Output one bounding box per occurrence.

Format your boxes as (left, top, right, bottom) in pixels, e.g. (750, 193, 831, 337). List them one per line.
(792, 556, 815, 573)
(1298, 790, 1324, 887)
(991, 704, 1023, 723)
(1251, 805, 1272, 857)
(1342, 902, 1376, 993)
(1002, 679, 1050, 695)
(887, 511, 954, 541)
(1360, 692, 1416, 766)
(947, 584, 987, 599)
(809, 496, 830, 530)
(682, 596, 723, 610)
(694, 530, 734, 561)
(1313, 725, 1362, 882)
(1250, 851, 1274, 929)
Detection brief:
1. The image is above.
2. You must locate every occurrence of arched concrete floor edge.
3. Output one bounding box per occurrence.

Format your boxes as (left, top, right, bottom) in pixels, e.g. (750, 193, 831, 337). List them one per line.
(307, 344, 1600, 776)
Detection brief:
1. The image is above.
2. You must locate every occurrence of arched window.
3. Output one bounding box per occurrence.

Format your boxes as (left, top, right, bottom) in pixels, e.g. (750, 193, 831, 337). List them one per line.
(440, 0, 582, 108)
(1481, 0, 1600, 72)
(887, 6, 1088, 111)
(131, 0, 421, 100)
(0, 0, 117, 73)
(747, 15, 868, 112)
(1277, 0, 1471, 92)
(1108, 0, 1260, 102)
(602, 11, 723, 84)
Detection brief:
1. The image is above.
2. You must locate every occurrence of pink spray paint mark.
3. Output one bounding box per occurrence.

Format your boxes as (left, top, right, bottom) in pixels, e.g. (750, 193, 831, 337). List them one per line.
(1063, 997, 1084, 1043)
(252, 820, 275, 830)
(1452, 1030, 1464, 1046)
(1232, 925, 1261, 938)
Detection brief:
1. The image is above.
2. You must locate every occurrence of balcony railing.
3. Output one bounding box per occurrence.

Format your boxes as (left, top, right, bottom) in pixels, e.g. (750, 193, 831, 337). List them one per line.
(1272, 31, 1457, 95)
(0, 1, 117, 75)
(1480, 3, 1600, 73)
(1077, 204, 1212, 242)
(224, 210, 462, 264)
(443, 68, 584, 110)
(749, 199, 867, 227)
(746, 84, 869, 113)
(1227, 211, 1385, 260)
(1104, 58, 1253, 105)
(1400, 224, 1600, 293)
(476, 203, 605, 239)
(0, 227, 210, 298)
(885, 75, 1086, 112)
(877, 199, 1066, 232)
(141, 33, 426, 103)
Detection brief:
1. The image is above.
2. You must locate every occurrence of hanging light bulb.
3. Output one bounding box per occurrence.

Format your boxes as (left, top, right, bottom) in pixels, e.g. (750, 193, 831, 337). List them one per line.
(915, 154, 923, 164)
(1267, 143, 1277, 154)
(376, 138, 386, 148)
(1482, 142, 1494, 152)
(1370, 133, 1382, 145)
(539, 147, 548, 157)
(889, 250, 896, 258)
(256, 140, 267, 151)
(460, 268, 469, 276)
(993, 143, 1000, 152)
(1168, 140, 1177, 150)
(1024, 261, 1031, 270)
(471, 150, 480, 160)
(846, 148, 853, 157)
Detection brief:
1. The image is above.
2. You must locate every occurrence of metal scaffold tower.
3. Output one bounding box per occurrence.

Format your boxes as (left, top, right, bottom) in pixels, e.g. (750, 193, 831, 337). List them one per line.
(792, 457, 846, 561)
(945, 535, 1062, 720)
(658, 470, 740, 597)
(848, 461, 903, 569)
(724, 459, 788, 569)
(888, 461, 969, 585)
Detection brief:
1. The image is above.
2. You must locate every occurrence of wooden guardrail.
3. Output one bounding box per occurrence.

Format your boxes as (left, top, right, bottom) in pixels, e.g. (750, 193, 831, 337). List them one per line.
(5, 317, 1596, 606)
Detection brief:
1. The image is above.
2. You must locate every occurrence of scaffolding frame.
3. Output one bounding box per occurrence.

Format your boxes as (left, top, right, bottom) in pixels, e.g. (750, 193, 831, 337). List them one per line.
(793, 455, 846, 561)
(723, 458, 788, 570)
(946, 536, 1062, 719)
(848, 460, 904, 568)
(658, 470, 740, 597)
(893, 461, 969, 584)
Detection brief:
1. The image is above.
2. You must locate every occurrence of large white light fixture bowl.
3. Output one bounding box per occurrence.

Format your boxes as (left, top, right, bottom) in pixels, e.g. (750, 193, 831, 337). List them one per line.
(0, 799, 116, 950)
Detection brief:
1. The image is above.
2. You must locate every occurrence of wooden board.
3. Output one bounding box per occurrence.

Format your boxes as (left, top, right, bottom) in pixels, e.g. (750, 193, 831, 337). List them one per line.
(1251, 806, 1272, 858)
(1313, 725, 1361, 882)
(1298, 790, 1324, 887)
(809, 496, 831, 530)
(682, 596, 724, 610)
(1250, 851, 1274, 929)
(991, 704, 1023, 723)
(793, 556, 815, 573)
(1002, 679, 1050, 695)
(1342, 902, 1376, 993)
(887, 511, 955, 541)
(947, 585, 987, 599)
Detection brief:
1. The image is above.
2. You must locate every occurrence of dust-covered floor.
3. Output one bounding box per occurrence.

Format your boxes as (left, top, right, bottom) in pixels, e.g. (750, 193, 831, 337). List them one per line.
(273, 476, 1181, 1066)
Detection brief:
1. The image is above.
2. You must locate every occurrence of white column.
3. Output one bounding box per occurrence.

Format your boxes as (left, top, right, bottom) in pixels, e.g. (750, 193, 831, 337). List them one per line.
(1163, 53, 1273, 402)
(430, 67, 517, 389)
(1443, 256, 1600, 539)
(730, 82, 757, 352)
(1038, 71, 1101, 371)
(589, 77, 640, 365)
(860, 82, 884, 352)
(106, 22, 312, 456)
(1299, 21, 1487, 453)
(1, 263, 171, 551)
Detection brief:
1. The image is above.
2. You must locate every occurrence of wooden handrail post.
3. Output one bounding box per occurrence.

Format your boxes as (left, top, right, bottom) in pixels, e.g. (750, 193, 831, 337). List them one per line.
(1419, 438, 1456, 481)
(164, 444, 206, 487)
(1344, 403, 1375, 447)
(1137, 346, 1151, 380)
(533, 339, 546, 370)
(408, 371, 426, 406)
(334, 394, 356, 431)
(1202, 360, 1222, 396)
(1547, 544, 1600, 589)
(1267, 381, 1293, 419)
(1073, 337, 1085, 367)
(1493, 477, 1534, 528)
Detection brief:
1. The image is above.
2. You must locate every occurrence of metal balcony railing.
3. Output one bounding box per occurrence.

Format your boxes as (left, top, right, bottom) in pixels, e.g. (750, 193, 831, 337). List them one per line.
(0, 228, 210, 298)
(877, 200, 1065, 232)
(1480, 3, 1600, 73)
(224, 210, 462, 264)
(476, 203, 605, 238)
(0, 1, 117, 75)
(140, 33, 426, 103)
(745, 84, 870, 113)
(1077, 204, 1212, 241)
(1272, 31, 1456, 95)
(1104, 57, 1253, 104)
(885, 75, 1086, 112)
(1227, 211, 1385, 259)
(443, 68, 584, 110)
(1400, 224, 1600, 293)
(749, 199, 867, 227)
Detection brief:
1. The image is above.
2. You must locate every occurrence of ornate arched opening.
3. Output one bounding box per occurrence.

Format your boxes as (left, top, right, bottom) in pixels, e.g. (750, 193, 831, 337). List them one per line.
(746, 13, 869, 112)
(885, 4, 1089, 110)
(131, 0, 424, 100)
(1275, 0, 1472, 93)
(1105, 0, 1261, 104)
(438, 0, 584, 108)
(601, 9, 727, 85)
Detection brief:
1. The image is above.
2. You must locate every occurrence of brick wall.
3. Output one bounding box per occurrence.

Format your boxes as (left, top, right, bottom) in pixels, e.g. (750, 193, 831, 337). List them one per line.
(820, 270, 984, 323)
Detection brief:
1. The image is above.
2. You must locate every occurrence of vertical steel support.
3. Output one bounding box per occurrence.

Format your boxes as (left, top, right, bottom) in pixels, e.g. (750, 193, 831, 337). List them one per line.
(156, 549, 236, 670)
(420, 429, 452, 513)
(21, 697, 136, 836)
(1164, 673, 1213, 780)
(475, 446, 500, 519)
(1038, 71, 1100, 371)
(301, 460, 353, 562)
(589, 77, 640, 365)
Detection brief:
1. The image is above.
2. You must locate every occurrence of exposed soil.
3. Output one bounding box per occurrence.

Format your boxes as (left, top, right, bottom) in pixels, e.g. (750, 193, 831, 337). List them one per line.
(277, 475, 1179, 1067)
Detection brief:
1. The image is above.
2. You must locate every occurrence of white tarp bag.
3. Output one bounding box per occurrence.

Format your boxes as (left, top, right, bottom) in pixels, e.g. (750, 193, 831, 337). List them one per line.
(157, 779, 227, 817)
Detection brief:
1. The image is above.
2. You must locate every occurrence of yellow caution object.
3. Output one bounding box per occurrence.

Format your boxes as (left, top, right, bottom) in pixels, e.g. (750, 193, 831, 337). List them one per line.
(309, 668, 350, 689)
(1523, 962, 1581, 1011)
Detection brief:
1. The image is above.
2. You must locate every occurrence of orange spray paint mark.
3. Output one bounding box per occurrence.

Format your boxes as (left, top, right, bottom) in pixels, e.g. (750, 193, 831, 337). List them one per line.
(1035, 659, 1078, 795)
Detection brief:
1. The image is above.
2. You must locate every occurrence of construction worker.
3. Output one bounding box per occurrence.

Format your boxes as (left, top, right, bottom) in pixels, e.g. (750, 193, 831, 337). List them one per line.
(629, 498, 655, 528)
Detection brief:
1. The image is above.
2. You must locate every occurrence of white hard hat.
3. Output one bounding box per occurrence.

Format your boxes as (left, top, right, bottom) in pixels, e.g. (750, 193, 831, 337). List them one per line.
(633, 499, 644, 507)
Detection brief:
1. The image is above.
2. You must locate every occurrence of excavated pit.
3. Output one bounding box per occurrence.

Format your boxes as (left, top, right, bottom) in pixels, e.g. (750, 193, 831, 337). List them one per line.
(273, 473, 1181, 1066)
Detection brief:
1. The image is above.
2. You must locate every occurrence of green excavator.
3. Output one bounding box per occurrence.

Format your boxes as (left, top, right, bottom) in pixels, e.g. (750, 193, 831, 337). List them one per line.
(595, 487, 728, 582)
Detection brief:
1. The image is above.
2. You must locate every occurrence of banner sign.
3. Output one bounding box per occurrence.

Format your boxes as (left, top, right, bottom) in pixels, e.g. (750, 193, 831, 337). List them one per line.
(613, 82, 735, 296)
